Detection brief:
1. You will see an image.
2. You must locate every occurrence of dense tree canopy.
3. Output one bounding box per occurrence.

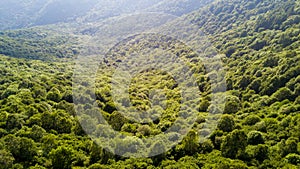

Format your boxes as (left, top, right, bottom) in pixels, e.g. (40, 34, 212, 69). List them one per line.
(0, 0, 299, 168)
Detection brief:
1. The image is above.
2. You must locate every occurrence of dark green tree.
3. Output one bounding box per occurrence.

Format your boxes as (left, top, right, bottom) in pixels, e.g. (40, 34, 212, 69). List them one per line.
(49, 146, 74, 169)
(217, 114, 235, 132)
(221, 130, 247, 159)
(247, 131, 264, 145)
(0, 149, 15, 169)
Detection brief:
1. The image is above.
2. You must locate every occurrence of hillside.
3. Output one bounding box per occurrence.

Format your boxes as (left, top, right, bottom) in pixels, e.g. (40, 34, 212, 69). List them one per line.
(0, 28, 82, 60)
(0, 0, 299, 168)
(0, 0, 213, 30)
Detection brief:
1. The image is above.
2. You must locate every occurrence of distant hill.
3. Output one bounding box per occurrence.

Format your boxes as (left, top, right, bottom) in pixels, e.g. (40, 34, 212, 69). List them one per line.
(0, 0, 212, 30)
(0, 0, 100, 30)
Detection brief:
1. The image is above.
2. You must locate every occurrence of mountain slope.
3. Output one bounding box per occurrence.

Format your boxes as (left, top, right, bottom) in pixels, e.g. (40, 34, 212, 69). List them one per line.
(0, 0, 299, 168)
(0, 0, 213, 30)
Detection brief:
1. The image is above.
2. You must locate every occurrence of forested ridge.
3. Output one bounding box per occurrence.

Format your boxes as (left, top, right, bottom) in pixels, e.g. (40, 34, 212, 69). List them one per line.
(0, 0, 299, 168)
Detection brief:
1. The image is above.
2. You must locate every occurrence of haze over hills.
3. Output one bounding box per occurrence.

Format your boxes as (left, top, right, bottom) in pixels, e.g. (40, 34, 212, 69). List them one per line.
(0, 0, 215, 60)
(0, 0, 213, 30)
(0, 0, 299, 168)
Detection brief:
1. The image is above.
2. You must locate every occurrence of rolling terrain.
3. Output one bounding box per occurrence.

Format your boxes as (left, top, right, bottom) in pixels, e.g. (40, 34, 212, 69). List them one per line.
(0, 0, 299, 168)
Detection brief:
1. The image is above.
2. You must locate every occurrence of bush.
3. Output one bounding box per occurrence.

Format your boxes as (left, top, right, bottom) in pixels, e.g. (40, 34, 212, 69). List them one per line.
(137, 125, 151, 136)
(221, 130, 247, 159)
(285, 153, 300, 165)
(271, 87, 293, 102)
(0, 149, 15, 169)
(49, 146, 74, 169)
(243, 115, 261, 125)
(217, 114, 235, 132)
(199, 99, 210, 112)
(224, 96, 241, 114)
(199, 140, 214, 153)
(246, 144, 268, 161)
(46, 87, 62, 102)
(247, 131, 264, 145)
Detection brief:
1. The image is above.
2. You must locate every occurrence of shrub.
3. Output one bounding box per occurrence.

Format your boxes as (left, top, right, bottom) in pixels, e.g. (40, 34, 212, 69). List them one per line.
(221, 130, 247, 159)
(285, 153, 300, 165)
(137, 125, 151, 136)
(224, 96, 241, 114)
(46, 87, 62, 102)
(0, 149, 15, 169)
(199, 99, 210, 112)
(271, 87, 293, 102)
(217, 114, 235, 132)
(247, 131, 264, 145)
(246, 144, 268, 161)
(243, 115, 261, 125)
(49, 146, 74, 169)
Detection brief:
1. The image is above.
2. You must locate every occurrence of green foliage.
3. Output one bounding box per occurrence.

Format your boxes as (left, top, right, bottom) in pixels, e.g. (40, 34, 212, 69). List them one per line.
(0, 29, 80, 60)
(246, 144, 269, 161)
(181, 130, 199, 156)
(0, 149, 15, 169)
(243, 115, 261, 125)
(271, 87, 294, 102)
(3, 134, 37, 162)
(285, 153, 300, 165)
(199, 99, 210, 112)
(279, 137, 299, 157)
(41, 111, 73, 133)
(109, 111, 126, 131)
(0, 0, 299, 168)
(217, 114, 235, 132)
(221, 130, 247, 159)
(49, 146, 74, 169)
(46, 87, 62, 102)
(247, 131, 264, 145)
(224, 96, 241, 114)
(137, 125, 151, 137)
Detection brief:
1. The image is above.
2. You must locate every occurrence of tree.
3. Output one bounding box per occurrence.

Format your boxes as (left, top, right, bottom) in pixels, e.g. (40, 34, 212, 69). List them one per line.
(49, 146, 74, 169)
(247, 131, 264, 145)
(224, 96, 241, 114)
(243, 115, 261, 126)
(109, 111, 126, 131)
(0, 149, 15, 169)
(103, 101, 117, 114)
(217, 114, 235, 132)
(89, 142, 113, 165)
(199, 140, 214, 154)
(199, 99, 210, 112)
(239, 75, 252, 89)
(4, 135, 37, 162)
(278, 33, 293, 47)
(6, 114, 23, 131)
(41, 111, 73, 133)
(250, 39, 267, 50)
(248, 78, 261, 93)
(246, 144, 268, 162)
(271, 87, 293, 102)
(279, 137, 298, 157)
(181, 130, 199, 156)
(221, 130, 247, 159)
(149, 141, 166, 166)
(285, 153, 300, 165)
(46, 87, 62, 102)
(137, 125, 151, 137)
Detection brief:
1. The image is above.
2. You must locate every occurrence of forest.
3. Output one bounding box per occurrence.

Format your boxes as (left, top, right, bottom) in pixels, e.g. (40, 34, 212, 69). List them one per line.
(0, 0, 299, 168)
